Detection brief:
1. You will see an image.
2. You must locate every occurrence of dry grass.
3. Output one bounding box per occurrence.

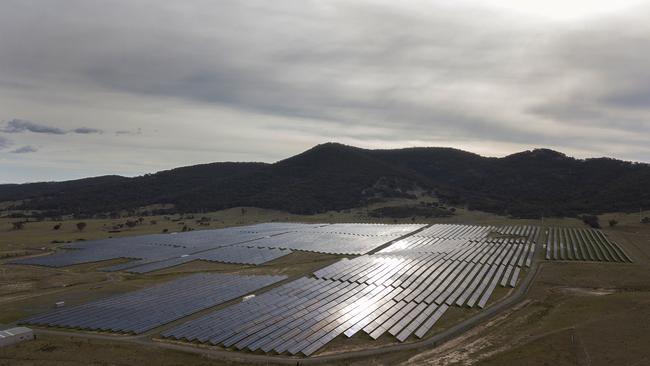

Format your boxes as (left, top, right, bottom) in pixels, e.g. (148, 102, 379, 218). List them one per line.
(0, 334, 236, 366)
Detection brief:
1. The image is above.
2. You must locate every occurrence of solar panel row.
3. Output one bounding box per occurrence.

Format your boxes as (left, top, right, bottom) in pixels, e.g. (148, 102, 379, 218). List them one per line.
(103, 246, 292, 273)
(302, 223, 425, 237)
(544, 227, 631, 262)
(241, 224, 426, 255)
(414, 224, 538, 241)
(21, 273, 286, 334)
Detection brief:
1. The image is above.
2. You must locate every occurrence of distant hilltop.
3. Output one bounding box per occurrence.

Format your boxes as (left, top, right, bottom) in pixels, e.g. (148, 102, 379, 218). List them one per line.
(1, 143, 649, 218)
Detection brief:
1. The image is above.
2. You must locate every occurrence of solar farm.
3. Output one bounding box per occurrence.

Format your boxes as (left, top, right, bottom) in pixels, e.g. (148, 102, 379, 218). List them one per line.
(7, 222, 633, 359)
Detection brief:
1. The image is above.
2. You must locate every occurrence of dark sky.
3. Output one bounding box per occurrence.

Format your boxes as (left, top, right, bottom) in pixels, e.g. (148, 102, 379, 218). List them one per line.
(1, 0, 649, 183)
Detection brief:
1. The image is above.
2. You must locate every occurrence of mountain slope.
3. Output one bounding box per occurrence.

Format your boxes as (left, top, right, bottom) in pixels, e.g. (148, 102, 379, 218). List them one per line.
(1, 143, 649, 218)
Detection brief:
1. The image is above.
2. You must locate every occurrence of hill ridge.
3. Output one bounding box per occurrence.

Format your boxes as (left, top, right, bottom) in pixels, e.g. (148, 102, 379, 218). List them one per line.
(1, 143, 649, 218)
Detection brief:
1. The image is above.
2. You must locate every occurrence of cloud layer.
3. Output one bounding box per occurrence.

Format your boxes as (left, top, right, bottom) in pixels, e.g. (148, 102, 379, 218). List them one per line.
(2, 119, 102, 135)
(0, 0, 649, 182)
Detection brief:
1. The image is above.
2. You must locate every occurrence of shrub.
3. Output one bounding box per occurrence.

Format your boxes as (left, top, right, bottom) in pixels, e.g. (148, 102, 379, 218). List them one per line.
(76, 222, 87, 231)
(608, 219, 618, 227)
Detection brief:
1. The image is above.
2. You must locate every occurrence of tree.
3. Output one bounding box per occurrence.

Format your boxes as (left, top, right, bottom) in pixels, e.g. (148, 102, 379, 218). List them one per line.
(581, 215, 600, 229)
(76, 222, 87, 231)
(608, 219, 618, 227)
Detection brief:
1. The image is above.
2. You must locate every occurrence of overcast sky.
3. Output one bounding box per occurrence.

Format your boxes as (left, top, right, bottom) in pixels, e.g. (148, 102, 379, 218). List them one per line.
(1, 0, 649, 183)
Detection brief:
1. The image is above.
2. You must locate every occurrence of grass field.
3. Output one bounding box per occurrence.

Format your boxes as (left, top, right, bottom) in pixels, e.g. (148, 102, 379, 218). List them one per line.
(1, 205, 649, 365)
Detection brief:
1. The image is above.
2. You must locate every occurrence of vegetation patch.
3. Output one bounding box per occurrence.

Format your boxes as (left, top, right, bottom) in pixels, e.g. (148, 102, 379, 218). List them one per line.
(369, 205, 453, 219)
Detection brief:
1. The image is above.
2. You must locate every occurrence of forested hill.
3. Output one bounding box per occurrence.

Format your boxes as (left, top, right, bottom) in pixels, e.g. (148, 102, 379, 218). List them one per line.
(1, 143, 649, 218)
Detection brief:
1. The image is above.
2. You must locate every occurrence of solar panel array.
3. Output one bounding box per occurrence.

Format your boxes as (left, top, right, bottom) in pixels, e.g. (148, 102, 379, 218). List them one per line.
(21, 273, 286, 334)
(241, 225, 425, 255)
(305, 223, 425, 237)
(102, 246, 292, 273)
(413, 224, 539, 240)
(11, 223, 425, 270)
(10, 227, 277, 268)
(163, 224, 538, 356)
(545, 227, 631, 262)
(164, 277, 441, 356)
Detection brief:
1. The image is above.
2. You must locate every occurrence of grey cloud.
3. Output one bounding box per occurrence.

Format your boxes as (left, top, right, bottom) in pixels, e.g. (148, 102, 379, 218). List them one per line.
(0, 135, 12, 149)
(10, 145, 38, 154)
(72, 127, 103, 134)
(115, 128, 142, 136)
(601, 87, 650, 110)
(2, 119, 104, 135)
(2, 118, 66, 134)
(528, 11, 650, 132)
